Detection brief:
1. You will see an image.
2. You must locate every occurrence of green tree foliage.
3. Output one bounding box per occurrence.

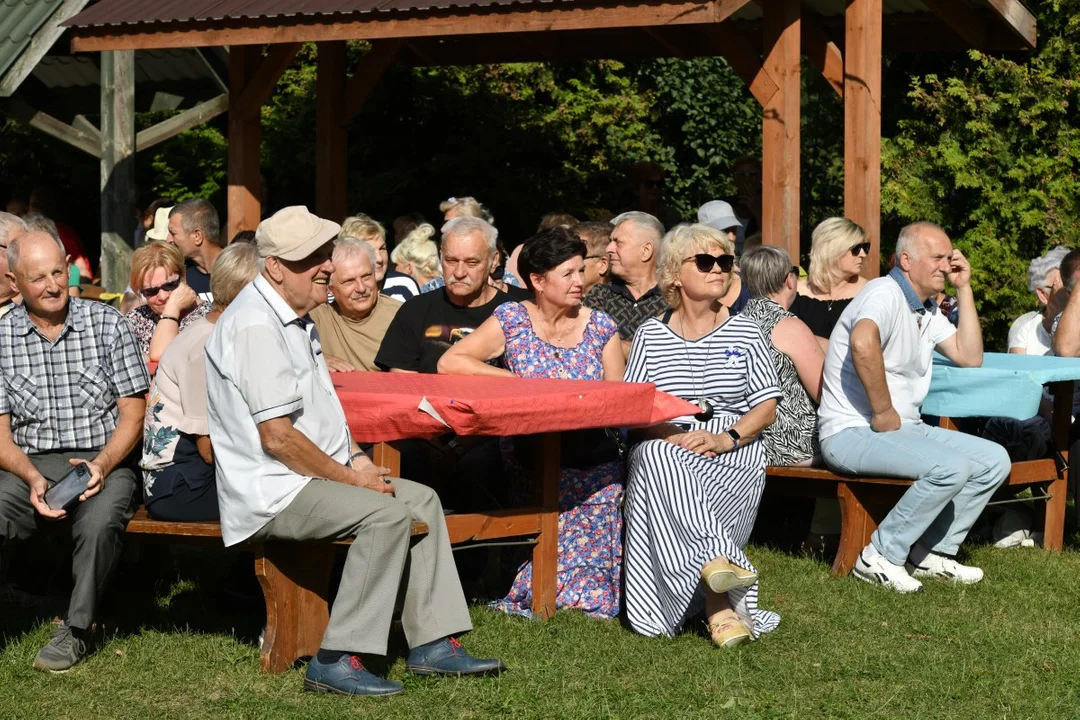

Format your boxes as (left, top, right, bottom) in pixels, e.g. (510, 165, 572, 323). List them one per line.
(882, 0, 1080, 345)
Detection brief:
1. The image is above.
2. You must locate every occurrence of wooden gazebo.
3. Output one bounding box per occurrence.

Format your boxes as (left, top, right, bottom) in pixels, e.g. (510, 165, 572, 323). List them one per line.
(64, 0, 1036, 276)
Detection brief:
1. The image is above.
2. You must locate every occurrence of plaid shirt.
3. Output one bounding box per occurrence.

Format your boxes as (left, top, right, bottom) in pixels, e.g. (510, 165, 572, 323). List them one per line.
(0, 298, 150, 454)
(584, 278, 669, 340)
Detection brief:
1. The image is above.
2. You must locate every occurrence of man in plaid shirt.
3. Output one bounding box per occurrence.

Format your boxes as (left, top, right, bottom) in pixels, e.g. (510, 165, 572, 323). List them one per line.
(0, 231, 149, 672)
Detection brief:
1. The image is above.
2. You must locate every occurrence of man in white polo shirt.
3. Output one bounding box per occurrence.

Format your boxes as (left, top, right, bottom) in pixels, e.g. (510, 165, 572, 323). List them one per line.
(818, 222, 1010, 593)
(204, 206, 504, 697)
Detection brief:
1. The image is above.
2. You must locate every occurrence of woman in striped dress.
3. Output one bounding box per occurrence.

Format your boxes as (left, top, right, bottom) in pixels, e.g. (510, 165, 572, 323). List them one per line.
(623, 223, 782, 648)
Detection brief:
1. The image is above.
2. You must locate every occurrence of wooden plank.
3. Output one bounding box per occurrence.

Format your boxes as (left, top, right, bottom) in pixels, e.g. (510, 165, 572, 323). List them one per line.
(99, 50, 136, 292)
(921, 0, 986, 50)
(983, 0, 1037, 49)
(234, 42, 302, 121)
(135, 94, 229, 152)
(532, 432, 560, 619)
(801, 9, 843, 97)
(761, 0, 800, 261)
(72, 114, 102, 143)
(343, 39, 404, 122)
(0, 0, 91, 97)
(844, 0, 882, 278)
(256, 543, 335, 673)
(70, 0, 754, 52)
(227, 45, 263, 242)
(317, 41, 348, 222)
(702, 23, 777, 107)
(444, 509, 544, 544)
(372, 441, 401, 478)
(2, 98, 100, 158)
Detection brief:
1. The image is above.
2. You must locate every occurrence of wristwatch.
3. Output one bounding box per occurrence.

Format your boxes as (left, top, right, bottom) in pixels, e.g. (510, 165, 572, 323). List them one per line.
(725, 428, 741, 449)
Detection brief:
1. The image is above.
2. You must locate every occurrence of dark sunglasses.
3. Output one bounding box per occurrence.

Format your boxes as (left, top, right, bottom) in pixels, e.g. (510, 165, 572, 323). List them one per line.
(684, 253, 735, 273)
(140, 277, 181, 299)
(850, 242, 871, 257)
(790, 265, 801, 277)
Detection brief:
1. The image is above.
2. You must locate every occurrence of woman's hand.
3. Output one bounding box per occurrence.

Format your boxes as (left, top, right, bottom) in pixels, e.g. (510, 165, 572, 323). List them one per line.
(666, 429, 732, 458)
(164, 282, 198, 315)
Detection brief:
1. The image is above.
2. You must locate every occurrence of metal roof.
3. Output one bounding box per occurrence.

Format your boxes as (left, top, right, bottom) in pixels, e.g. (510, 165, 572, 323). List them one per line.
(32, 48, 225, 88)
(0, 0, 65, 81)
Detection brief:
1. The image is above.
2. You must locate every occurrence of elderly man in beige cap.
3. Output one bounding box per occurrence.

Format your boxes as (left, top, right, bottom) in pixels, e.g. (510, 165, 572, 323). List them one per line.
(203, 206, 504, 697)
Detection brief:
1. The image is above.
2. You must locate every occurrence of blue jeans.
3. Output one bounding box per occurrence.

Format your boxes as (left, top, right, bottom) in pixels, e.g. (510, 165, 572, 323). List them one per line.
(820, 423, 1010, 565)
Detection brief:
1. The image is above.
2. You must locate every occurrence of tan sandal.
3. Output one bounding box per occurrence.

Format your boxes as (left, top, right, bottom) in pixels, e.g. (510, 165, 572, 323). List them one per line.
(701, 558, 757, 595)
(707, 617, 752, 648)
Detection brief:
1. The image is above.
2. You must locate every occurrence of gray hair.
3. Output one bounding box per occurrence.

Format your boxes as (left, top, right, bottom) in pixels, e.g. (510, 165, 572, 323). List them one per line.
(210, 241, 262, 310)
(895, 221, 946, 262)
(741, 245, 794, 298)
(610, 211, 664, 243)
(1028, 246, 1070, 294)
(21, 214, 65, 253)
(171, 198, 221, 246)
(0, 211, 27, 247)
(442, 216, 498, 255)
(6, 231, 65, 274)
(333, 236, 377, 266)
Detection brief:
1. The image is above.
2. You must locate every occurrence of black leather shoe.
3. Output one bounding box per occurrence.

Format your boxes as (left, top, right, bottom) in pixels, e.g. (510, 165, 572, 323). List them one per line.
(405, 637, 507, 677)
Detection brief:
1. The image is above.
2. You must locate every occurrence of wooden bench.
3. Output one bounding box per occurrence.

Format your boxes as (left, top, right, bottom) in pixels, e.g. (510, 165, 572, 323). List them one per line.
(125, 507, 428, 673)
(764, 457, 1066, 575)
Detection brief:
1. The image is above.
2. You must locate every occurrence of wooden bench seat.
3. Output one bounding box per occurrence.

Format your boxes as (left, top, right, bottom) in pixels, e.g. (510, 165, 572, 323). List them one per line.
(125, 507, 428, 673)
(764, 458, 1065, 575)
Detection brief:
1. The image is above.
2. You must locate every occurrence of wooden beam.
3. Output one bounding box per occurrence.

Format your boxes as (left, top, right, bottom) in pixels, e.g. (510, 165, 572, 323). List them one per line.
(845, 0, 882, 278)
(227, 46, 263, 241)
(2, 97, 100, 158)
(135, 94, 229, 152)
(760, 0, 800, 262)
(983, 0, 1037, 49)
(801, 8, 843, 97)
(193, 47, 230, 94)
(0, 0, 91, 97)
(316, 41, 348, 222)
(233, 42, 302, 120)
(71, 0, 755, 52)
(100, 50, 136, 292)
(343, 40, 403, 123)
(921, 0, 986, 51)
(643, 28, 688, 59)
(71, 113, 101, 142)
(702, 23, 778, 107)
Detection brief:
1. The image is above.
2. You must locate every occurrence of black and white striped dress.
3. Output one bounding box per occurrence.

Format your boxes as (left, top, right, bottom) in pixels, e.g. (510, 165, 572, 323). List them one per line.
(623, 314, 783, 639)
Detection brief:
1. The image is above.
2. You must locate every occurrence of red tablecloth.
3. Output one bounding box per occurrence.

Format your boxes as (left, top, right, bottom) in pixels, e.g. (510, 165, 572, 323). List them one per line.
(333, 372, 700, 443)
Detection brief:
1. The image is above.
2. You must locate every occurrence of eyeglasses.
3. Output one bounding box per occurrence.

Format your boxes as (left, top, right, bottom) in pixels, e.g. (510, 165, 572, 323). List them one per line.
(790, 265, 801, 277)
(684, 253, 735, 274)
(849, 242, 871, 257)
(642, 179, 664, 189)
(139, 277, 181, 299)
(585, 254, 608, 261)
(733, 171, 759, 180)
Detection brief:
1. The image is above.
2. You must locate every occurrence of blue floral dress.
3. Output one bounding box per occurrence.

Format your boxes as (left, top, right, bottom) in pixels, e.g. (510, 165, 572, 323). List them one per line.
(491, 301, 624, 619)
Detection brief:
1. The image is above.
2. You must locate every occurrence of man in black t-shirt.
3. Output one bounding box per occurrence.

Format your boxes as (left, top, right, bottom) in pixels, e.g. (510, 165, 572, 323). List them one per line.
(168, 199, 221, 304)
(377, 216, 515, 373)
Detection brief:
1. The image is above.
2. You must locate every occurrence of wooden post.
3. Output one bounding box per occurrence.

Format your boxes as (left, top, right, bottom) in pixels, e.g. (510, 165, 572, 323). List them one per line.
(845, 0, 882, 277)
(228, 46, 263, 242)
(761, 0, 801, 263)
(316, 41, 348, 222)
(99, 50, 135, 292)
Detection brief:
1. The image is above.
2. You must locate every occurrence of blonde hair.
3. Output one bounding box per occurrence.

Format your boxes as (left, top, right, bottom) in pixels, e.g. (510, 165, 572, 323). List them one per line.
(210, 242, 262, 309)
(808, 217, 866, 293)
(656, 223, 733, 311)
(439, 196, 494, 225)
(129, 240, 185, 291)
(339, 214, 385, 244)
(391, 223, 439, 278)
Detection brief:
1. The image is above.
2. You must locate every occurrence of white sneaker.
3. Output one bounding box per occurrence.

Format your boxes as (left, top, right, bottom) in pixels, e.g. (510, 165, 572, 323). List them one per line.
(853, 547, 923, 594)
(906, 551, 984, 584)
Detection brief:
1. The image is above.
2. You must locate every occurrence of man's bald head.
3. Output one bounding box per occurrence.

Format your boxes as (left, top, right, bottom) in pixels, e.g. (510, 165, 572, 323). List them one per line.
(7, 231, 65, 275)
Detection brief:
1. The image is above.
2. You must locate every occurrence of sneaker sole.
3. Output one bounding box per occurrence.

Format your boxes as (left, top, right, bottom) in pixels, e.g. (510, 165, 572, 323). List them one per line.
(701, 568, 758, 595)
(32, 660, 78, 673)
(851, 564, 922, 594)
(907, 566, 983, 585)
(303, 678, 403, 697)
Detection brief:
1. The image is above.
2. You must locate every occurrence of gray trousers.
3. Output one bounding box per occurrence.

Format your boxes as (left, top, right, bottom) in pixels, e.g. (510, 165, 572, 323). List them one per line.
(249, 477, 472, 656)
(0, 451, 138, 630)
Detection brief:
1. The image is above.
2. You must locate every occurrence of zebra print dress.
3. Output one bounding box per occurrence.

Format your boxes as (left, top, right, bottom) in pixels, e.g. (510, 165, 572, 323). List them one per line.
(622, 314, 783, 639)
(739, 297, 820, 466)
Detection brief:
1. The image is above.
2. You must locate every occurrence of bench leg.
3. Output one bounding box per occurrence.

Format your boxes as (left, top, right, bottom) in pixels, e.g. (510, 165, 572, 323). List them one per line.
(1039, 475, 1067, 551)
(255, 543, 335, 673)
(833, 483, 875, 575)
(531, 432, 560, 619)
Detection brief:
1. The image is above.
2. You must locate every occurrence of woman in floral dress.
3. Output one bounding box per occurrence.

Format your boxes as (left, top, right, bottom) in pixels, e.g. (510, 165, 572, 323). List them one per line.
(439, 227, 625, 618)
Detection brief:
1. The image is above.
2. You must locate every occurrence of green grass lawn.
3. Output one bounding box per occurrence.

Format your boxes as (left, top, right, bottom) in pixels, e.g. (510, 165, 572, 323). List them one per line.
(3, 540, 1080, 719)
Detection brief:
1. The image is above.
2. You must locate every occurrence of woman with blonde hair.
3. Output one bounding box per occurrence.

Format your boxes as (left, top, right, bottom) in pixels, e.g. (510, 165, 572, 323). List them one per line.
(790, 217, 869, 349)
(621, 223, 781, 649)
(340, 213, 419, 300)
(390, 223, 440, 288)
(440, 196, 493, 225)
(126, 240, 210, 361)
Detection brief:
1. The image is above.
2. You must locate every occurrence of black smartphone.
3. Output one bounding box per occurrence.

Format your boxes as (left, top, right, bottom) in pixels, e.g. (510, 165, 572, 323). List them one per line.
(44, 463, 92, 512)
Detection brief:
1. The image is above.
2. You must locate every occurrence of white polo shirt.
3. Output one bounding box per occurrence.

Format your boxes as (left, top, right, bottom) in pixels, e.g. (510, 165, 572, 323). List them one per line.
(818, 273, 957, 440)
(204, 274, 351, 546)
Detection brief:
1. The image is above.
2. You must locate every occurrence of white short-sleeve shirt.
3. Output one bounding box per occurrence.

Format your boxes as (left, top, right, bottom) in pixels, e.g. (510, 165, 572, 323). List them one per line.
(1008, 310, 1052, 356)
(818, 274, 957, 440)
(204, 274, 351, 546)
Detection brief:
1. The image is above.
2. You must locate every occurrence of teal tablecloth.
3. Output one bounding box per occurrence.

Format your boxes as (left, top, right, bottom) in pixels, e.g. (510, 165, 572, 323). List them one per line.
(925, 353, 1080, 420)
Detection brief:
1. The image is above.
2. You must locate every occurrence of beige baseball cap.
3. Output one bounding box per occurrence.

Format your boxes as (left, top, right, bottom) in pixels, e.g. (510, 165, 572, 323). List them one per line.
(145, 205, 173, 241)
(255, 206, 341, 261)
